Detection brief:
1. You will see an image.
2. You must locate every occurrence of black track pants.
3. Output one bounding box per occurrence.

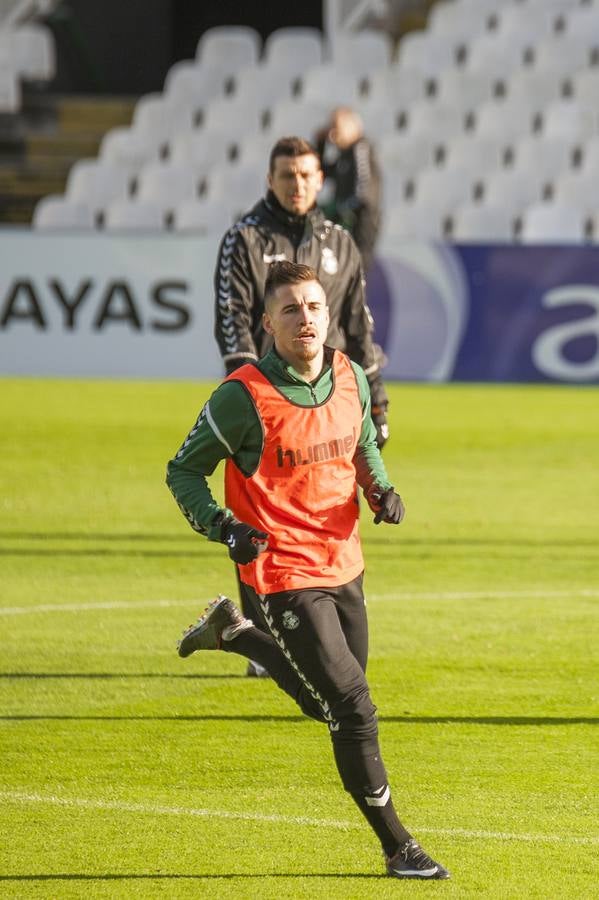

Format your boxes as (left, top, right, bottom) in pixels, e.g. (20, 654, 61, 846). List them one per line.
(227, 575, 388, 795)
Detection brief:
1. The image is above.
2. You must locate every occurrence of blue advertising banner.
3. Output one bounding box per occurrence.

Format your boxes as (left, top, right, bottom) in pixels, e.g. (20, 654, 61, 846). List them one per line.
(1, 230, 597, 384)
(368, 242, 599, 384)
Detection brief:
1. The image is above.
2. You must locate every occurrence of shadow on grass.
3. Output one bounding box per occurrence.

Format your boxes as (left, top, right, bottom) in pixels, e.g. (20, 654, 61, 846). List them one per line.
(0, 873, 382, 881)
(1, 530, 598, 548)
(1, 531, 598, 562)
(0, 713, 596, 725)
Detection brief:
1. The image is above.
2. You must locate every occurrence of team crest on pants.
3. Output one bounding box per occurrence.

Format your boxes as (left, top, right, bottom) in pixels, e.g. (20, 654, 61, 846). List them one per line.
(282, 610, 300, 630)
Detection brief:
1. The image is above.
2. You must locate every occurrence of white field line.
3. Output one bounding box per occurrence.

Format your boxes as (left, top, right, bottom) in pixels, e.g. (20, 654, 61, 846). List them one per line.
(0, 790, 597, 847)
(1, 588, 599, 617)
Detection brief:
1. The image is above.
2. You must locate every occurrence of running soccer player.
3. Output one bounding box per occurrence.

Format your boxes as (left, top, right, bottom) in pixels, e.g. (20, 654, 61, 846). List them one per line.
(167, 261, 449, 880)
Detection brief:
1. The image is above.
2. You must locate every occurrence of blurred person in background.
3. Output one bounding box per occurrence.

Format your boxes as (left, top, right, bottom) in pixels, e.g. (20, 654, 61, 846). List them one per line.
(213, 137, 389, 676)
(315, 107, 382, 276)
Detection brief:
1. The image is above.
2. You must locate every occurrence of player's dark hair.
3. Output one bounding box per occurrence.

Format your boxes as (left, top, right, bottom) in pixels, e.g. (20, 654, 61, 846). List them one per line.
(264, 261, 321, 309)
(268, 136, 320, 173)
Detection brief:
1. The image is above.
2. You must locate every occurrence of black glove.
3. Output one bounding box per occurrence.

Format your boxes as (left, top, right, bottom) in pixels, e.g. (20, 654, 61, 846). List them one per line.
(371, 404, 389, 450)
(367, 487, 405, 525)
(221, 518, 268, 565)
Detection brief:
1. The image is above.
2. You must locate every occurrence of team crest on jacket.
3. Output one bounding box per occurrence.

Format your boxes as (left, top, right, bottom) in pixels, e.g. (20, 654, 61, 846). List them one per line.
(282, 610, 300, 630)
(321, 247, 338, 274)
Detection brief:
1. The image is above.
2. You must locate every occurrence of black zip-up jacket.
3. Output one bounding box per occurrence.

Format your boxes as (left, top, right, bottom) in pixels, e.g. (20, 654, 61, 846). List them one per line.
(213, 191, 388, 411)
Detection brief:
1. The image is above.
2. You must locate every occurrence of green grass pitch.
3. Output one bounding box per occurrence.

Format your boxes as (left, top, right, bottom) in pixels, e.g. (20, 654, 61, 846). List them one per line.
(1, 377, 598, 899)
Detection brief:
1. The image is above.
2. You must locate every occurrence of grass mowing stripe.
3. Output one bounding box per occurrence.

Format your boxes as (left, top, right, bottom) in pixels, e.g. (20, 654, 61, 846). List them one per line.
(1, 791, 597, 847)
(2, 588, 599, 616)
(0, 791, 599, 846)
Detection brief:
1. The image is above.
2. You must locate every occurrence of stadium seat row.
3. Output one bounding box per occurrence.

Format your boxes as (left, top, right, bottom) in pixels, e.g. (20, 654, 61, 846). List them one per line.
(32, 191, 599, 245)
(32, 0, 599, 243)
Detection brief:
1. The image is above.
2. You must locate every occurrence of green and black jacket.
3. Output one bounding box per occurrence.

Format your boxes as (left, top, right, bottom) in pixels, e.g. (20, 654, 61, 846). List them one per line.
(166, 346, 392, 541)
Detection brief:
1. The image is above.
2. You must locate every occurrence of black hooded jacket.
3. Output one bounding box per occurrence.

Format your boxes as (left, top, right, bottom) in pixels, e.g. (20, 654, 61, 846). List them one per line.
(213, 190, 387, 408)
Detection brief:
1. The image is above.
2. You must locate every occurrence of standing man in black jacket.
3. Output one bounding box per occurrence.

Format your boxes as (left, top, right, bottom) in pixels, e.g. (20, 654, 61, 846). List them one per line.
(214, 136, 388, 448)
(213, 137, 389, 676)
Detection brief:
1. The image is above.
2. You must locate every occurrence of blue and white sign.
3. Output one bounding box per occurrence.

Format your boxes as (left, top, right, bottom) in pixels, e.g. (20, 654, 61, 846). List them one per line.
(1, 229, 598, 383)
(369, 241, 599, 384)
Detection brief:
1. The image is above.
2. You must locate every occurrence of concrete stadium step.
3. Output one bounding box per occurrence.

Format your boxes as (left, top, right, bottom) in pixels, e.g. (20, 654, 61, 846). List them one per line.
(0, 91, 136, 226)
(56, 95, 135, 133)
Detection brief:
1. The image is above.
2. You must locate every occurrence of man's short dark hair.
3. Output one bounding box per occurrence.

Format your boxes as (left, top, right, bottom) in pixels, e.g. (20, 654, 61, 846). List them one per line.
(264, 261, 322, 309)
(269, 136, 320, 173)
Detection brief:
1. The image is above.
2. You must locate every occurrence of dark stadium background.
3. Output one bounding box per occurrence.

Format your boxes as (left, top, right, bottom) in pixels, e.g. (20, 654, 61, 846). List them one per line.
(46, 0, 322, 95)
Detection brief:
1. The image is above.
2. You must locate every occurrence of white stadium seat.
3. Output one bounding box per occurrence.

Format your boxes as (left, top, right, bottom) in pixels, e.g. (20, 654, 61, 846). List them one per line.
(263, 27, 323, 78)
(493, 5, 560, 42)
(33, 195, 96, 230)
(329, 30, 393, 71)
(531, 37, 593, 76)
(579, 135, 599, 175)
(511, 135, 577, 181)
(172, 199, 239, 235)
(365, 66, 428, 107)
(472, 99, 537, 141)
(427, 0, 493, 45)
(204, 163, 266, 216)
(167, 130, 235, 172)
(383, 203, 448, 240)
(300, 64, 362, 107)
(132, 95, 195, 151)
(519, 202, 587, 243)
(136, 162, 201, 209)
(465, 34, 531, 76)
(266, 99, 328, 139)
(443, 135, 508, 174)
(525, 0, 584, 7)
(504, 69, 567, 109)
(9, 24, 56, 80)
(195, 26, 261, 70)
(561, 7, 599, 45)
(551, 171, 598, 215)
(103, 200, 167, 231)
(401, 100, 467, 140)
(235, 133, 278, 170)
(571, 69, 599, 108)
(395, 31, 458, 77)
(588, 210, 599, 243)
(380, 170, 413, 208)
(65, 160, 133, 215)
(541, 100, 598, 141)
(451, 203, 515, 242)
(99, 126, 161, 174)
(412, 165, 481, 213)
(355, 101, 401, 137)
(199, 96, 264, 137)
(163, 61, 231, 113)
(229, 64, 297, 115)
(480, 168, 547, 211)
(378, 133, 439, 178)
(434, 68, 498, 113)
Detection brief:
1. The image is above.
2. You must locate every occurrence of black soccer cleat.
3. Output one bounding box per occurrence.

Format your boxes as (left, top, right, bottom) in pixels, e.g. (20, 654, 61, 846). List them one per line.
(177, 595, 251, 657)
(385, 839, 450, 880)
